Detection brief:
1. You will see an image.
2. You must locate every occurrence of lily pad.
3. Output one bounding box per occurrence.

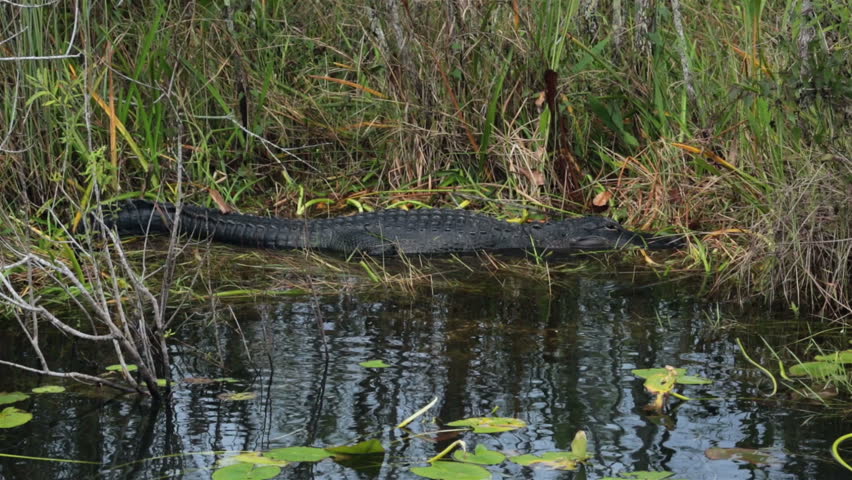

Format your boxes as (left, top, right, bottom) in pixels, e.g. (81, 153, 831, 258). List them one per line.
(632, 368, 686, 379)
(644, 373, 678, 394)
(217, 392, 257, 401)
(788, 361, 844, 378)
(32, 386, 65, 394)
(359, 360, 391, 368)
(446, 417, 526, 433)
(0, 407, 33, 428)
(814, 350, 852, 363)
(676, 375, 713, 385)
(601, 472, 683, 480)
(230, 452, 289, 466)
(266, 446, 333, 462)
(453, 444, 506, 465)
(105, 364, 138, 372)
(212, 463, 280, 480)
(0, 392, 30, 405)
(214, 377, 240, 383)
(156, 379, 175, 387)
(510, 451, 585, 470)
(705, 447, 775, 465)
(410, 461, 490, 479)
(325, 439, 385, 455)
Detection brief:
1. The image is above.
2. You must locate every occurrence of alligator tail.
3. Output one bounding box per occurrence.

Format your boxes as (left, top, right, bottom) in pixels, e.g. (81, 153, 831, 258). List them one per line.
(105, 199, 174, 236)
(104, 199, 309, 249)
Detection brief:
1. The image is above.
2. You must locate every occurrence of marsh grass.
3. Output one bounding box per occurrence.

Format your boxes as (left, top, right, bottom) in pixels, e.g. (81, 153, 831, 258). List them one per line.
(0, 1, 849, 319)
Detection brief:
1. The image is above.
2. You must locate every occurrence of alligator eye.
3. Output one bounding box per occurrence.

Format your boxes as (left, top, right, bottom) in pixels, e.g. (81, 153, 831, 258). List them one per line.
(604, 224, 618, 231)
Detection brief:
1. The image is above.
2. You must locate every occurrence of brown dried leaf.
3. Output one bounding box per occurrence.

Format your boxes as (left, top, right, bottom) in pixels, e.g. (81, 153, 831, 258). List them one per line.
(592, 190, 613, 207)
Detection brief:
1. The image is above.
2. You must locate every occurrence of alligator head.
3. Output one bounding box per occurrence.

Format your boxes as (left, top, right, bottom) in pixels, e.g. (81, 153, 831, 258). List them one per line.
(535, 216, 685, 251)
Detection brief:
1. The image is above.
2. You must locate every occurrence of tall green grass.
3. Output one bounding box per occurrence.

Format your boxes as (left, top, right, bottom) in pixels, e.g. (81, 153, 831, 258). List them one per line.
(0, 0, 849, 315)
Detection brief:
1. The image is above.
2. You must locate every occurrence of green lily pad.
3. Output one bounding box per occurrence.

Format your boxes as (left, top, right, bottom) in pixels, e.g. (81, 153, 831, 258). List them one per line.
(214, 377, 240, 383)
(446, 417, 526, 433)
(788, 361, 844, 378)
(217, 392, 257, 401)
(410, 461, 490, 479)
(230, 452, 289, 466)
(632, 368, 686, 379)
(814, 350, 852, 363)
(705, 447, 775, 465)
(325, 439, 385, 455)
(359, 360, 391, 368)
(453, 444, 506, 464)
(32, 386, 65, 394)
(0, 407, 33, 428)
(105, 364, 138, 372)
(156, 379, 175, 387)
(212, 463, 280, 480)
(510, 451, 585, 470)
(601, 472, 683, 480)
(644, 373, 677, 394)
(676, 375, 713, 385)
(0, 392, 30, 405)
(266, 446, 333, 462)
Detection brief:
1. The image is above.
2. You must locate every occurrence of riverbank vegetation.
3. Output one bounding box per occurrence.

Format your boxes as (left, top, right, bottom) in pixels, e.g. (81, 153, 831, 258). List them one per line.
(0, 1, 850, 394)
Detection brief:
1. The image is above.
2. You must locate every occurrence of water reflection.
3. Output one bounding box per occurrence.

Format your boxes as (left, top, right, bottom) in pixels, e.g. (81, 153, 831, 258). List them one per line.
(0, 268, 847, 479)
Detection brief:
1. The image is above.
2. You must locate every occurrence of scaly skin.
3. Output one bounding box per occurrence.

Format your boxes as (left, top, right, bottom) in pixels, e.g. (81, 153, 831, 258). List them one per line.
(106, 200, 683, 254)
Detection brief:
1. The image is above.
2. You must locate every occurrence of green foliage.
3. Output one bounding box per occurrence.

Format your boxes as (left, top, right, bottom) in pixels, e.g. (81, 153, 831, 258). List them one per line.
(212, 463, 280, 480)
(452, 444, 506, 465)
(359, 360, 390, 368)
(0, 407, 33, 429)
(601, 472, 685, 480)
(105, 364, 138, 372)
(410, 461, 490, 480)
(265, 447, 332, 462)
(217, 392, 257, 401)
(325, 439, 385, 455)
(0, 392, 30, 405)
(445, 417, 526, 434)
(633, 367, 713, 409)
(31, 386, 65, 394)
(0, 0, 849, 338)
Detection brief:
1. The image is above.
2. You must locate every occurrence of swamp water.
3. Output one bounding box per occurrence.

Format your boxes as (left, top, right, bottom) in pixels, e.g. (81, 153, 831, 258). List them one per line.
(1, 252, 849, 479)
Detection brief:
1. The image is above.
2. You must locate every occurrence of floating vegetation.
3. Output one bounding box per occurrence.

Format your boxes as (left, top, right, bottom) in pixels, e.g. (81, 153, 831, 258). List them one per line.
(31, 386, 65, 394)
(227, 453, 288, 467)
(509, 431, 590, 471)
(704, 447, 777, 465)
(211, 463, 280, 480)
(105, 364, 138, 372)
(325, 439, 385, 455)
(0, 392, 29, 405)
(788, 350, 852, 380)
(632, 366, 713, 410)
(358, 359, 391, 368)
(0, 407, 32, 428)
(445, 417, 527, 434)
(452, 444, 506, 465)
(601, 472, 686, 480)
(217, 392, 257, 401)
(264, 447, 333, 462)
(410, 461, 490, 480)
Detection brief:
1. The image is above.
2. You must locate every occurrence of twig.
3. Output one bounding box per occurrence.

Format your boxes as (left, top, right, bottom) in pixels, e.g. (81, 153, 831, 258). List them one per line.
(0, 359, 137, 393)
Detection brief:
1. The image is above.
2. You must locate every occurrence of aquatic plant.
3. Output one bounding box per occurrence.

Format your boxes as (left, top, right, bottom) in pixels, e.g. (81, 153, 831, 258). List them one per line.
(632, 366, 713, 410)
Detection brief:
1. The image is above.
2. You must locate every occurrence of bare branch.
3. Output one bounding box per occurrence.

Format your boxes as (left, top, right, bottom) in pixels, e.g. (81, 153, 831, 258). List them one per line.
(0, 359, 139, 393)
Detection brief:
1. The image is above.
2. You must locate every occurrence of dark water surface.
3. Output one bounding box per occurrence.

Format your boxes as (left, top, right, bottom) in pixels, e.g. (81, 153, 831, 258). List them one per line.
(1, 257, 849, 479)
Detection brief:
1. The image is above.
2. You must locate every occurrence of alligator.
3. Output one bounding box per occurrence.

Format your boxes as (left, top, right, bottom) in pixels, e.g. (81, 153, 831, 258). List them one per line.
(105, 199, 684, 255)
